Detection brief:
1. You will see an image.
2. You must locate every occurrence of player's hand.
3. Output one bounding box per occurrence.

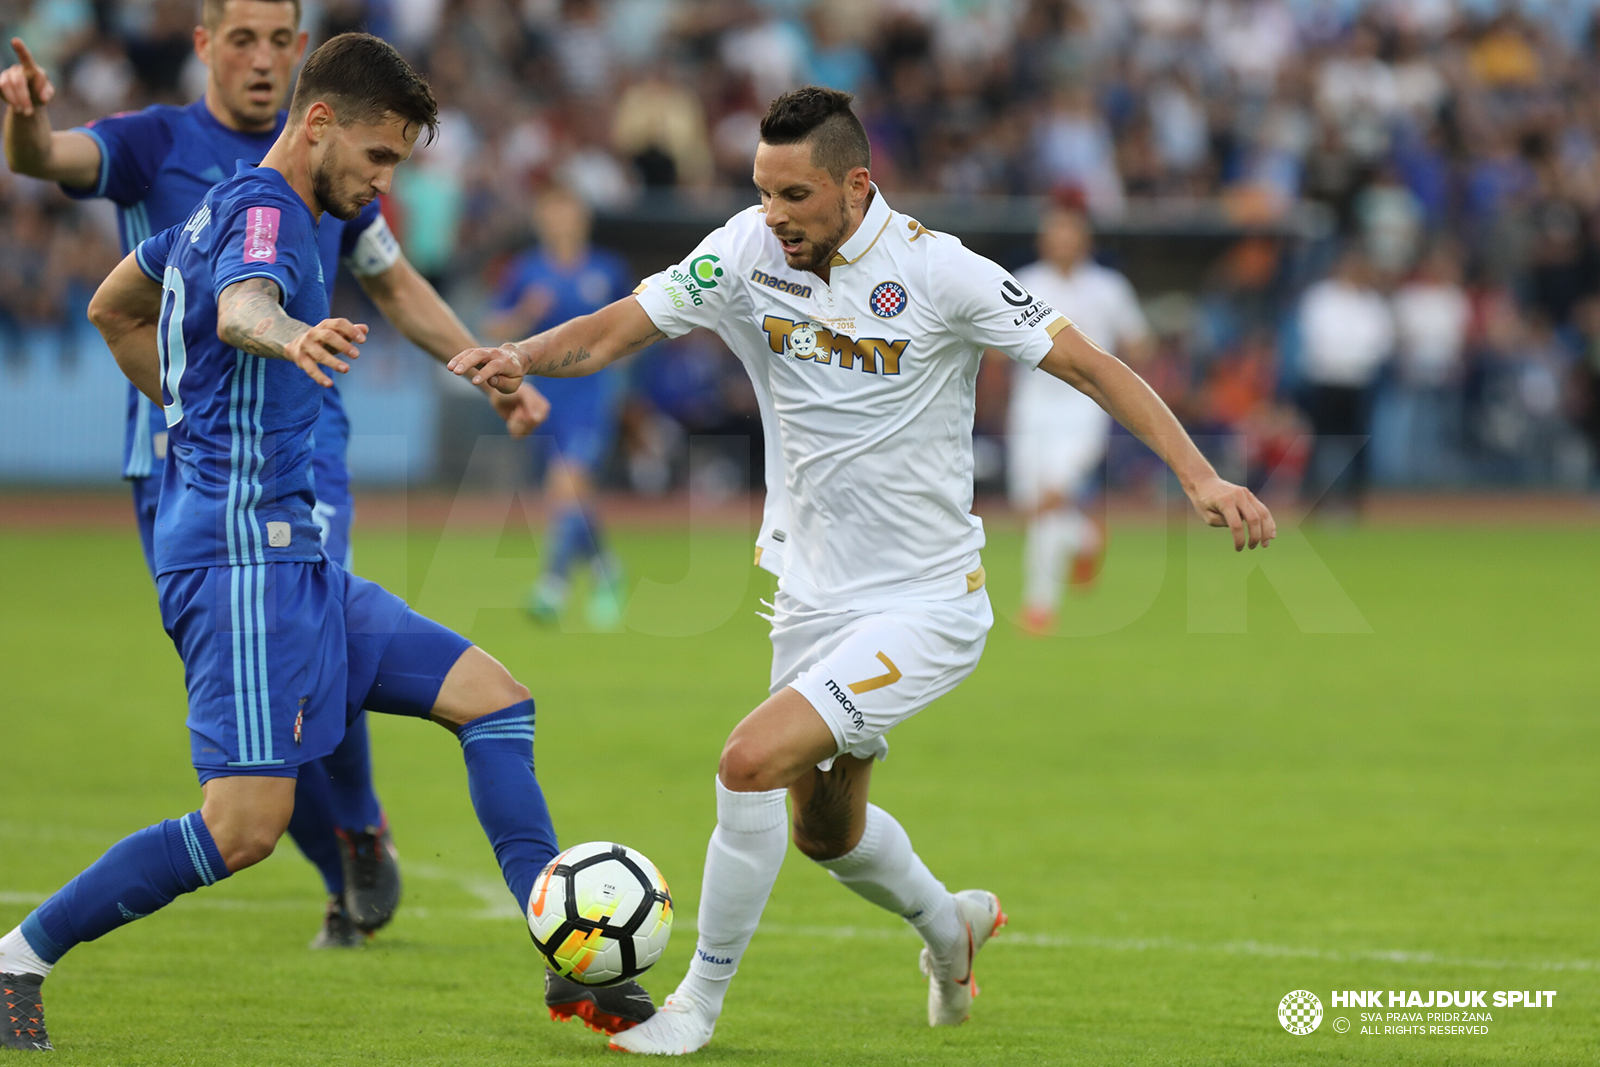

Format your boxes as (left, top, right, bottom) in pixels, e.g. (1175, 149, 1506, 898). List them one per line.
(1, 39, 55, 115)
(1189, 474, 1275, 551)
(448, 343, 525, 394)
(286, 318, 366, 387)
(491, 381, 549, 438)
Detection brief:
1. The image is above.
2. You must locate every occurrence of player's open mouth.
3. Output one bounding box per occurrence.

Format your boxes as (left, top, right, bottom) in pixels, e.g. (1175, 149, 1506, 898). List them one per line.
(778, 236, 803, 256)
(247, 79, 274, 99)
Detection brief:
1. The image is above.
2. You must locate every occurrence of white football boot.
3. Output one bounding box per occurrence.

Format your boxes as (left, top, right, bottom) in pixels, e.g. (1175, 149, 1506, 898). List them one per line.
(919, 888, 1008, 1027)
(607, 990, 716, 1055)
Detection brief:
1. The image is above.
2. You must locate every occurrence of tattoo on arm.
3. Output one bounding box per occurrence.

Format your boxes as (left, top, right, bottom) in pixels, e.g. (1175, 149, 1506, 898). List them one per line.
(218, 277, 310, 359)
(623, 327, 666, 354)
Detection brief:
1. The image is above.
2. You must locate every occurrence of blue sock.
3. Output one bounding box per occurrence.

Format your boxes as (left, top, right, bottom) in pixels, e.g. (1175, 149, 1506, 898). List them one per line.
(544, 507, 597, 581)
(21, 812, 229, 965)
(319, 712, 385, 832)
(287, 765, 345, 897)
(457, 701, 557, 907)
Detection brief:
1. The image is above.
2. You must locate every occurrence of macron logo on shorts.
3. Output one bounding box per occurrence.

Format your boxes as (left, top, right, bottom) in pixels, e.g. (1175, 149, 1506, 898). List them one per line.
(244, 206, 281, 264)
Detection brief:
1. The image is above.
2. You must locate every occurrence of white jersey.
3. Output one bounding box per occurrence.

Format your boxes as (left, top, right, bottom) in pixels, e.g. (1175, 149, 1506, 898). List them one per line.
(1007, 260, 1147, 437)
(635, 184, 1069, 611)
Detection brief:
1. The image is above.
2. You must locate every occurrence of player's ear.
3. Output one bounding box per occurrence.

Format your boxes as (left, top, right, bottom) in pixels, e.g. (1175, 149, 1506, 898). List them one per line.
(304, 100, 332, 143)
(292, 29, 308, 64)
(846, 165, 871, 206)
(193, 23, 210, 62)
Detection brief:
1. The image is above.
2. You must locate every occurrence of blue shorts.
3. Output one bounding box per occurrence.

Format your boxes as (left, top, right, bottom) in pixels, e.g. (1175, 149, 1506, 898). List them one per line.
(530, 374, 620, 475)
(131, 474, 161, 579)
(158, 560, 470, 783)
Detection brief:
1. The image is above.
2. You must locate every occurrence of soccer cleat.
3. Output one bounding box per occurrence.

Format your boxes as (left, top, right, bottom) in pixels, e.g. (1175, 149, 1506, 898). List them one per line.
(585, 556, 625, 630)
(524, 575, 567, 625)
(606, 991, 715, 1055)
(1017, 605, 1056, 636)
(1, 972, 51, 1051)
(544, 971, 656, 1035)
(309, 895, 368, 949)
(337, 823, 402, 933)
(920, 889, 1007, 1027)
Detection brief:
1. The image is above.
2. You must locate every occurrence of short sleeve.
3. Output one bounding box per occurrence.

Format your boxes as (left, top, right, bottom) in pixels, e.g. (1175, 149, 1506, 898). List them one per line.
(633, 225, 738, 338)
(340, 201, 401, 277)
(211, 198, 315, 305)
(134, 224, 181, 281)
(927, 241, 1072, 368)
(64, 109, 174, 205)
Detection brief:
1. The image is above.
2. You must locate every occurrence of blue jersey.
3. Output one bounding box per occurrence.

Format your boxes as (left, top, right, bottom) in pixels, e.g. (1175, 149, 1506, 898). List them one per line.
(64, 99, 384, 479)
(133, 163, 329, 574)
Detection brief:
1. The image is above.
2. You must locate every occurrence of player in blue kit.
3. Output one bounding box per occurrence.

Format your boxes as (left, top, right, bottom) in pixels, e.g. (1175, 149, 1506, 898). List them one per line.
(1, 0, 547, 945)
(485, 185, 632, 627)
(0, 35, 654, 1051)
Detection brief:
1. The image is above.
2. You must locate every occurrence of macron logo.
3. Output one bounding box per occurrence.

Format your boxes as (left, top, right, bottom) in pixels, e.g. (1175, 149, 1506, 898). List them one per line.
(243, 206, 281, 264)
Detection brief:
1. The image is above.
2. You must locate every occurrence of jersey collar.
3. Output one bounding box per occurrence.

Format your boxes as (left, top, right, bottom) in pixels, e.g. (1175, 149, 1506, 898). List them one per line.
(828, 182, 891, 269)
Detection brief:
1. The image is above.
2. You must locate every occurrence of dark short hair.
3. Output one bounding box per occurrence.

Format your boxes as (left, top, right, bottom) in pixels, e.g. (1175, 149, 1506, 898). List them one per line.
(201, 0, 301, 31)
(288, 33, 438, 144)
(758, 86, 870, 182)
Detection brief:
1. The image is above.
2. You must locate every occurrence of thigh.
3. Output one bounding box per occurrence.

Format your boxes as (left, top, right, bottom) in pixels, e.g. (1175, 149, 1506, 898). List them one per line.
(343, 569, 473, 720)
(160, 562, 350, 784)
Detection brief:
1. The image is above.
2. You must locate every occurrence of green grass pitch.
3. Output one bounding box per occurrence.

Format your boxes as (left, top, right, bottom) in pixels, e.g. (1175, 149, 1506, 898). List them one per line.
(2, 512, 1596, 1064)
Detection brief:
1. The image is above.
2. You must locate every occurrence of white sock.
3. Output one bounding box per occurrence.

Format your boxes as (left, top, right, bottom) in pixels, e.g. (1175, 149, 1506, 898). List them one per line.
(674, 777, 788, 1020)
(0, 926, 53, 979)
(1023, 509, 1085, 610)
(816, 804, 963, 974)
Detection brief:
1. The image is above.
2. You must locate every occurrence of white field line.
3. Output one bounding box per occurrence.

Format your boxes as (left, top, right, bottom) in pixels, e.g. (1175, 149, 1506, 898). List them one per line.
(4, 887, 1593, 973)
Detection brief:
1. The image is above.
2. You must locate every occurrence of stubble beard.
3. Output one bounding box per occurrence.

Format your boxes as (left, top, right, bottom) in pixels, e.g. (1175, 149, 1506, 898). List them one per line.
(783, 196, 852, 273)
(312, 156, 362, 221)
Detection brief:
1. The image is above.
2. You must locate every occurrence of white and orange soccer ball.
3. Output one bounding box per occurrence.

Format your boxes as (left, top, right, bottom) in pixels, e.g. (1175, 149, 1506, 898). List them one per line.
(527, 841, 673, 985)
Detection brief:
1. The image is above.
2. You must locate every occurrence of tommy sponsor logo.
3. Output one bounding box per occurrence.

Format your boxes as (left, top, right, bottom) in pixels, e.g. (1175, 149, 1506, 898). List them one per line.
(243, 206, 281, 264)
(762, 314, 908, 375)
(750, 267, 812, 298)
(696, 949, 734, 966)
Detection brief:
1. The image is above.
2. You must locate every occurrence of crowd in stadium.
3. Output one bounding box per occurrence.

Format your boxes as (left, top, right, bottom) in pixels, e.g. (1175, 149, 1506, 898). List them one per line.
(5, 0, 1600, 490)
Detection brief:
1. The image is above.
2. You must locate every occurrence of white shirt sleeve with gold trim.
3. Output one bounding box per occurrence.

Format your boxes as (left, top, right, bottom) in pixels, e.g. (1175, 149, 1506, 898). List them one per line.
(633, 211, 759, 337)
(925, 239, 1070, 369)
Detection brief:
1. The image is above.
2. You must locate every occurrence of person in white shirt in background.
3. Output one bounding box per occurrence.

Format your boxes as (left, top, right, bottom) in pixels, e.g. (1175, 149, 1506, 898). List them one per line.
(1390, 241, 1470, 484)
(1006, 189, 1151, 634)
(1297, 246, 1395, 515)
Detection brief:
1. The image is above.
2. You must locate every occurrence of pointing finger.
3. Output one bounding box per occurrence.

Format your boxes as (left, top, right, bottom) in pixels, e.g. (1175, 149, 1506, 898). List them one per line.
(11, 39, 37, 72)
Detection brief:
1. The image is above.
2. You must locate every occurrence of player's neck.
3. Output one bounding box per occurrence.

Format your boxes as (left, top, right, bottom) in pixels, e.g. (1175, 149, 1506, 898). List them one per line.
(814, 190, 872, 285)
(1049, 256, 1084, 276)
(202, 90, 277, 135)
(259, 137, 322, 221)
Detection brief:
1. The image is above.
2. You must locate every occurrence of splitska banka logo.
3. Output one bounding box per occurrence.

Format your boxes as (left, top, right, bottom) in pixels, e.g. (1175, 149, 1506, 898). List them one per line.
(761, 315, 909, 375)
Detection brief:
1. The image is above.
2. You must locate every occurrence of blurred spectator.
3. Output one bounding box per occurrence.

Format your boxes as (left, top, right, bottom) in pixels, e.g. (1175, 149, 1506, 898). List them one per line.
(1389, 241, 1470, 483)
(1298, 247, 1394, 513)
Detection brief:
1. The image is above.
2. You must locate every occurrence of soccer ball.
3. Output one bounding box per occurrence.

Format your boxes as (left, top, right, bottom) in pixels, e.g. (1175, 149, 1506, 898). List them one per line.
(527, 841, 673, 985)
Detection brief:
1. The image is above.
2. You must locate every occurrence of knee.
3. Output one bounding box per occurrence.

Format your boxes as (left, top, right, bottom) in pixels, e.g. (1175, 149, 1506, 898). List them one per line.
(717, 735, 787, 794)
(211, 817, 283, 873)
(440, 650, 531, 729)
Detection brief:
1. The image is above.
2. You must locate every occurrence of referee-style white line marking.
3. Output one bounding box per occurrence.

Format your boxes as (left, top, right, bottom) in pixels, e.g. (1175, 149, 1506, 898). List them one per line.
(3, 888, 1593, 972)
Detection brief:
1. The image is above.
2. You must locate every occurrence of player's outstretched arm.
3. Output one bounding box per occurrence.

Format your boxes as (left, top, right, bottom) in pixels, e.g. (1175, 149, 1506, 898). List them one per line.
(217, 277, 368, 388)
(89, 252, 166, 403)
(1038, 323, 1276, 551)
(1, 38, 100, 186)
(355, 255, 549, 436)
(447, 295, 665, 394)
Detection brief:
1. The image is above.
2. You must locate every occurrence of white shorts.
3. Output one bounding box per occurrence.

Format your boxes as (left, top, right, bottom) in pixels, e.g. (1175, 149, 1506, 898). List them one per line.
(1007, 424, 1109, 510)
(769, 587, 994, 769)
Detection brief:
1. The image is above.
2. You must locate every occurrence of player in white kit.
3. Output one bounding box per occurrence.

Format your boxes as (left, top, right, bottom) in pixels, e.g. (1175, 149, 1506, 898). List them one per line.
(1008, 191, 1152, 632)
(448, 88, 1274, 1055)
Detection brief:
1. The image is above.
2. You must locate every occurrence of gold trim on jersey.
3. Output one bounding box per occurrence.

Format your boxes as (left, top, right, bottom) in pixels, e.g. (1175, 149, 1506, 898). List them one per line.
(906, 218, 934, 241)
(966, 565, 986, 593)
(632, 281, 648, 294)
(753, 545, 764, 567)
(828, 183, 894, 267)
(1045, 316, 1073, 339)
